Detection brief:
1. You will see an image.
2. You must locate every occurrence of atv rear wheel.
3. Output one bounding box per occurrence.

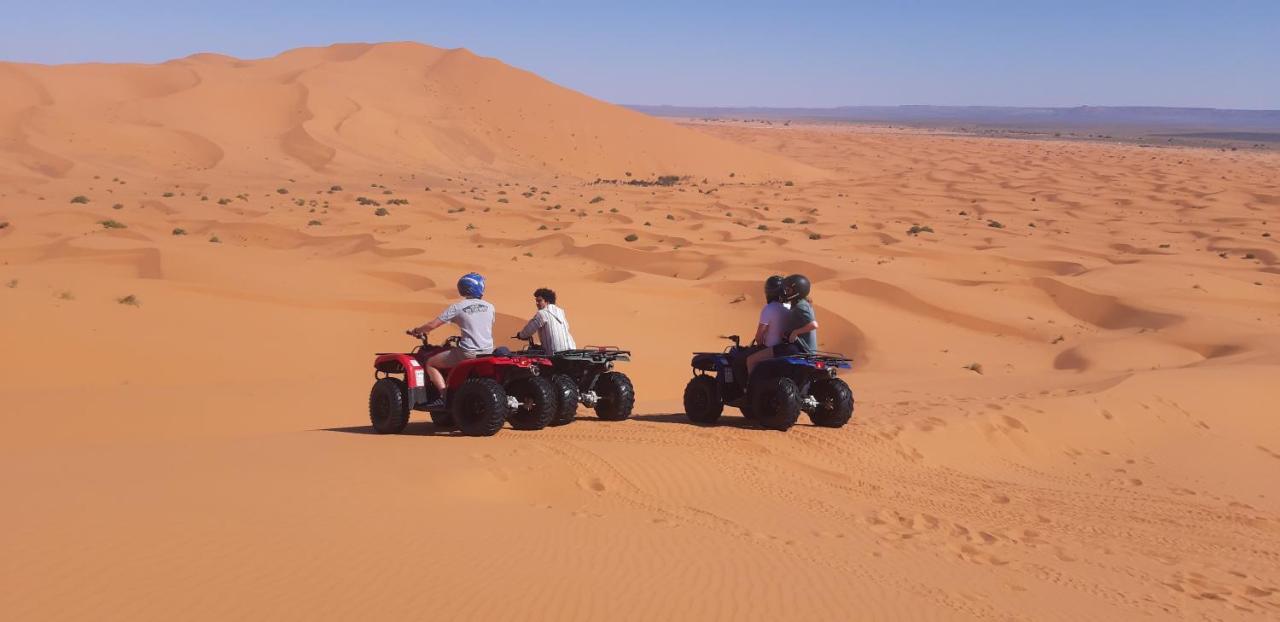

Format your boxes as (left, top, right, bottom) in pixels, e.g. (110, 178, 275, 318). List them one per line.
(549, 374, 579, 426)
(593, 372, 635, 421)
(506, 376, 557, 430)
(751, 376, 801, 431)
(809, 378, 854, 428)
(683, 375, 723, 424)
(451, 377, 507, 436)
(369, 377, 411, 434)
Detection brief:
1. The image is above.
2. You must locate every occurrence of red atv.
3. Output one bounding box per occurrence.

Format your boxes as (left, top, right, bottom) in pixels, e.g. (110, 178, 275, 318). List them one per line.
(369, 332, 558, 436)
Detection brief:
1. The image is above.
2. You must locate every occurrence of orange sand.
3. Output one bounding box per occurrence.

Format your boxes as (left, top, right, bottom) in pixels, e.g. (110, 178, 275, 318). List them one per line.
(2, 43, 1279, 620)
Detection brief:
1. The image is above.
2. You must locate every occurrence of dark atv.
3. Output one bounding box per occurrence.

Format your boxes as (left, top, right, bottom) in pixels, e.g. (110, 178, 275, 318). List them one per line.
(369, 333, 558, 436)
(682, 335, 854, 431)
(513, 336, 635, 425)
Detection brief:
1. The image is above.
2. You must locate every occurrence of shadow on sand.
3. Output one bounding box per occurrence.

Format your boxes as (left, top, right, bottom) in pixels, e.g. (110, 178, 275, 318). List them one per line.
(318, 421, 462, 437)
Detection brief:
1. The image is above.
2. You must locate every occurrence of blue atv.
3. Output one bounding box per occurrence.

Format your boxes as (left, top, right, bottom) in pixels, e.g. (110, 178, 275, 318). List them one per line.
(682, 335, 854, 431)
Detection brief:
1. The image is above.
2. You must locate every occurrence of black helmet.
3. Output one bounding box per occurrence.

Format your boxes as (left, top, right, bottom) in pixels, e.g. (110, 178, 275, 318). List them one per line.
(764, 274, 785, 302)
(783, 274, 811, 301)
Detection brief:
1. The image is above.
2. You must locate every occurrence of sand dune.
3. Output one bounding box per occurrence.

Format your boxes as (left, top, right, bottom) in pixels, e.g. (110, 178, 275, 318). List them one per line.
(2, 45, 1280, 620)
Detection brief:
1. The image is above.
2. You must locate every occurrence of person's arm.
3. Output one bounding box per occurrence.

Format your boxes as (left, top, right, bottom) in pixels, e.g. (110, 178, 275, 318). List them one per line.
(516, 311, 546, 341)
(751, 323, 769, 346)
(410, 317, 446, 336)
(789, 320, 818, 342)
(412, 304, 456, 336)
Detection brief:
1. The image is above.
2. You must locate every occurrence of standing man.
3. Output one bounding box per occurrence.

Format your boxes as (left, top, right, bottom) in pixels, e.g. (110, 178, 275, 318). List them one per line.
(517, 287, 576, 353)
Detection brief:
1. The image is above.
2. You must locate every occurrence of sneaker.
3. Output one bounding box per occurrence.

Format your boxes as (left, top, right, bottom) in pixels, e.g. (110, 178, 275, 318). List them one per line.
(422, 396, 446, 410)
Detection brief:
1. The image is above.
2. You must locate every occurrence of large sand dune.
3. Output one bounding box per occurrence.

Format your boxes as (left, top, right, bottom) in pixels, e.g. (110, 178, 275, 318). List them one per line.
(2, 45, 1280, 620)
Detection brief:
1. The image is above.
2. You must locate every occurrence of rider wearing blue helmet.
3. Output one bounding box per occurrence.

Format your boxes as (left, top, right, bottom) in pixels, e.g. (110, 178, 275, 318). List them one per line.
(409, 272, 496, 406)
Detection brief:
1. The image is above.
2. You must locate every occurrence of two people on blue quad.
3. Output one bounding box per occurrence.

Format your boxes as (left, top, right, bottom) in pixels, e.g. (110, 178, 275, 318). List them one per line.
(744, 273, 818, 378)
(408, 272, 494, 409)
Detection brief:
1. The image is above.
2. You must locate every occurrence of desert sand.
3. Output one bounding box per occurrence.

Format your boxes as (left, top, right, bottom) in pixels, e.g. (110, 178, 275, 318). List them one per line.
(2, 43, 1279, 620)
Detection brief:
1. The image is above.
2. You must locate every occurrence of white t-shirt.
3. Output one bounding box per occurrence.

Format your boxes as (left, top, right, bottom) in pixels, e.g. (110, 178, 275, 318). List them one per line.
(758, 301, 792, 347)
(518, 304, 576, 353)
(437, 298, 495, 353)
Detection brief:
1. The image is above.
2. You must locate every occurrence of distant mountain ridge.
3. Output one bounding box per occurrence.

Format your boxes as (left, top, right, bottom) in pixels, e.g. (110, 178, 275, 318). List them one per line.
(628, 105, 1280, 131)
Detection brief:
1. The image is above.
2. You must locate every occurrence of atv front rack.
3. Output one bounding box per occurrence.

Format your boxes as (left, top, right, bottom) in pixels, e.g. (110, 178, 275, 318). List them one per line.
(557, 347, 631, 363)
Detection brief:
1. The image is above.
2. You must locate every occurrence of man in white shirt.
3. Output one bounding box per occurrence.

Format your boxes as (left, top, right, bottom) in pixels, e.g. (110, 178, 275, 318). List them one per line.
(745, 275, 799, 377)
(409, 272, 495, 408)
(517, 288, 576, 354)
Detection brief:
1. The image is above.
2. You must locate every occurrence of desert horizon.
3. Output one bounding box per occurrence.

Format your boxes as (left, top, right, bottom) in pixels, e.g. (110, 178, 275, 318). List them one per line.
(3, 32, 1279, 622)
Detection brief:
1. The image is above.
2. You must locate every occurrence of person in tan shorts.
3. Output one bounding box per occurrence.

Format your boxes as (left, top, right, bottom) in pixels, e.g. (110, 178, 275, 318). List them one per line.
(408, 272, 495, 408)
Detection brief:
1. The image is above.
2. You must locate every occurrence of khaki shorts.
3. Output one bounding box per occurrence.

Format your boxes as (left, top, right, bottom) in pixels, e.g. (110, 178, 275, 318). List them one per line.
(427, 347, 480, 369)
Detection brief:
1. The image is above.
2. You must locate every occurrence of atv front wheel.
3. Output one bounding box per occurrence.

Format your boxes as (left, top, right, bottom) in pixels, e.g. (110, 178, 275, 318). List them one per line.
(809, 378, 854, 428)
(683, 375, 723, 424)
(751, 376, 801, 431)
(451, 377, 507, 436)
(506, 376, 557, 430)
(593, 372, 635, 421)
(549, 374, 580, 426)
(369, 377, 411, 434)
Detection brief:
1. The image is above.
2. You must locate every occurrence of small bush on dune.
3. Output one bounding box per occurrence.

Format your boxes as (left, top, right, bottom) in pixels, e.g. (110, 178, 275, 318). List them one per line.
(307, 220, 322, 226)
(808, 233, 822, 240)
(589, 196, 604, 204)
(907, 225, 934, 236)
(0, 221, 9, 230)
(277, 188, 289, 195)
(162, 192, 174, 198)
(330, 185, 343, 192)
(58, 290, 75, 300)
(117, 294, 140, 306)
(172, 228, 187, 236)
(782, 217, 795, 224)
(987, 220, 1005, 229)
(5, 279, 17, 288)
(70, 195, 89, 204)
(374, 207, 389, 217)
(112, 203, 124, 210)
(217, 198, 231, 205)
(624, 233, 639, 242)
(209, 235, 221, 243)
(99, 219, 126, 229)
(466, 223, 476, 230)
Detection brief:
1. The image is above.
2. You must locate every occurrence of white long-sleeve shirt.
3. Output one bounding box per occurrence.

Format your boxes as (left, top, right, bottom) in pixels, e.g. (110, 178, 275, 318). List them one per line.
(517, 304, 576, 353)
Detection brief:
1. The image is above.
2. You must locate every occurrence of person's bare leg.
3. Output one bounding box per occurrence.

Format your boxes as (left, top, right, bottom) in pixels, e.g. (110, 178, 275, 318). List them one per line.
(425, 365, 446, 392)
(746, 348, 771, 377)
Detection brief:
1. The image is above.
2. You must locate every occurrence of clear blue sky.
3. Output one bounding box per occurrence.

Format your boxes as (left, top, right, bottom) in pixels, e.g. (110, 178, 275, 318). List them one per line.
(2, 0, 1276, 109)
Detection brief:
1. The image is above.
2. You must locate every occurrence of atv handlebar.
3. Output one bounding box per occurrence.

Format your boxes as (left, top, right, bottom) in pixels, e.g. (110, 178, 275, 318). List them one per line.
(405, 330, 461, 349)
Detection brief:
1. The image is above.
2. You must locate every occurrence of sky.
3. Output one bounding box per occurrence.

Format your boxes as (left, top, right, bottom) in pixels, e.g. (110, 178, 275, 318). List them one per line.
(1, 0, 1276, 109)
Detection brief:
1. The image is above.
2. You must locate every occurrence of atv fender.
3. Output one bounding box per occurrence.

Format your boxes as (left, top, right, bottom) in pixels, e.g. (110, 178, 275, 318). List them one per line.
(374, 353, 429, 405)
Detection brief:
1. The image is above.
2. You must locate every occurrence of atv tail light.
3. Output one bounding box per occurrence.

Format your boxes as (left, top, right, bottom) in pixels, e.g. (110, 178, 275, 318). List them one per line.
(815, 361, 825, 369)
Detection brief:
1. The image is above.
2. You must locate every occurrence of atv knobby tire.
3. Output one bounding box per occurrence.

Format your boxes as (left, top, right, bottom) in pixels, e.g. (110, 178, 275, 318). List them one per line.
(809, 378, 854, 428)
(369, 377, 411, 434)
(593, 372, 635, 421)
(549, 374, 580, 426)
(451, 377, 507, 436)
(506, 376, 557, 431)
(430, 411, 455, 428)
(751, 376, 801, 431)
(683, 375, 723, 424)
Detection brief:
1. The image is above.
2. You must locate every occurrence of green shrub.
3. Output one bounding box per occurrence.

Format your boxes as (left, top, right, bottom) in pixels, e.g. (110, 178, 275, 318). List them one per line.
(99, 219, 126, 229)
(117, 294, 140, 306)
(374, 207, 389, 216)
(330, 185, 343, 192)
(70, 195, 89, 204)
(782, 217, 796, 224)
(808, 233, 822, 240)
(589, 196, 604, 204)
(307, 220, 322, 226)
(907, 225, 934, 236)
(172, 228, 187, 236)
(162, 192, 174, 198)
(209, 235, 221, 243)
(624, 233, 639, 242)
(987, 220, 1005, 229)
(276, 188, 289, 194)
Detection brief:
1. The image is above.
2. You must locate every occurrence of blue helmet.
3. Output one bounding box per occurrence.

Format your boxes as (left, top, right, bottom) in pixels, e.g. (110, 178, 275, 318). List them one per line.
(457, 272, 486, 298)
